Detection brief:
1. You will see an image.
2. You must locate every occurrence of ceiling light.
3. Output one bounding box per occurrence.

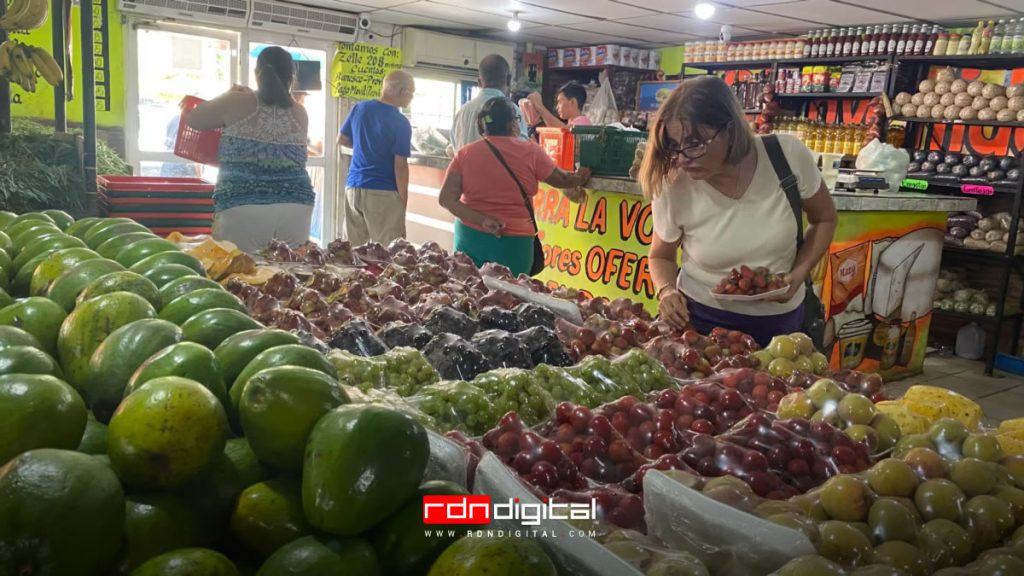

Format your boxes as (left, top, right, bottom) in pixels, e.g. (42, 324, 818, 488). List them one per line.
(695, 2, 715, 19)
(507, 12, 521, 32)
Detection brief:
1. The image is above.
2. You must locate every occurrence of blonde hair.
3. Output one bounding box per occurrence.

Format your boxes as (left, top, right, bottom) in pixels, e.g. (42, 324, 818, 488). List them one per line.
(639, 76, 755, 200)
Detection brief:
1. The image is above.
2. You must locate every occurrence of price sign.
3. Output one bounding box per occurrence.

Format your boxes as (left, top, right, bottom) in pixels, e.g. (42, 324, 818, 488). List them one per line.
(902, 179, 929, 191)
(331, 43, 402, 99)
(961, 184, 995, 196)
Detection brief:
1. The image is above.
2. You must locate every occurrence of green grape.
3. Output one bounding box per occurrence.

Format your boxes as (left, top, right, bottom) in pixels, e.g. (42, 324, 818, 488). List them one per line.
(473, 368, 555, 427)
(408, 380, 499, 435)
(568, 356, 629, 403)
(613, 349, 673, 393)
(532, 364, 599, 407)
(381, 347, 440, 396)
(329, 349, 386, 391)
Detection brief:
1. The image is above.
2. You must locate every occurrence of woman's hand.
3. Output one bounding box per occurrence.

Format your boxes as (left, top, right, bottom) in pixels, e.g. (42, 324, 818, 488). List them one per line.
(564, 186, 587, 203)
(658, 287, 689, 328)
(766, 269, 807, 303)
(480, 216, 505, 237)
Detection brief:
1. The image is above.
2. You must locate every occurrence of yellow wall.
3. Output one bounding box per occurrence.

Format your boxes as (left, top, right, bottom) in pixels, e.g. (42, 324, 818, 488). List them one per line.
(658, 46, 685, 76)
(8, 2, 125, 127)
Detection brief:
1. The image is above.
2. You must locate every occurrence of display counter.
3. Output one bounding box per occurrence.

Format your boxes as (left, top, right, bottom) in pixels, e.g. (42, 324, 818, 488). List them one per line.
(407, 154, 976, 380)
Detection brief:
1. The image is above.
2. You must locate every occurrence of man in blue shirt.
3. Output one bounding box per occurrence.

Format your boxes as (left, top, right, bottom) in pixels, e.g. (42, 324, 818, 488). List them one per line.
(451, 54, 528, 152)
(338, 70, 414, 245)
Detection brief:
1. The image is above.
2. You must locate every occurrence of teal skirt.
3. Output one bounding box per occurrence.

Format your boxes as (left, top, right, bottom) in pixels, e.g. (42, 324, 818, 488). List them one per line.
(453, 219, 536, 276)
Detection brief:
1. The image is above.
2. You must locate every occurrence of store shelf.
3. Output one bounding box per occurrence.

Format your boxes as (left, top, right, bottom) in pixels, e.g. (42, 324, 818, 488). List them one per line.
(942, 245, 1016, 261)
(904, 177, 1020, 195)
(889, 116, 1024, 129)
(549, 65, 652, 73)
(777, 92, 880, 99)
(743, 108, 763, 114)
(896, 54, 1024, 69)
(786, 55, 892, 66)
(687, 60, 775, 70)
(689, 55, 891, 70)
(933, 309, 1020, 324)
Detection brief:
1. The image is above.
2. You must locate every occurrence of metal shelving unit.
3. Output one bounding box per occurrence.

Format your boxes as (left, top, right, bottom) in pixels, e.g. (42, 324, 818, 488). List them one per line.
(891, 54, 1024, 373)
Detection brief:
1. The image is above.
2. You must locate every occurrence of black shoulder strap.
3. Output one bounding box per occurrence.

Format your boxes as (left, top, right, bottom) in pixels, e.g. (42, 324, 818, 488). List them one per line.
(762, 134, 804, 249)
(483, 138, 539, 234)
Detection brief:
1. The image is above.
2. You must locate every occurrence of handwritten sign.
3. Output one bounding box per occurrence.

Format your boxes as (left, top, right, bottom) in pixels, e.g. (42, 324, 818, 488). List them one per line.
(901, 179, 929, 191)
(331, 43, 402, 99)
(961, 183, 995, 196)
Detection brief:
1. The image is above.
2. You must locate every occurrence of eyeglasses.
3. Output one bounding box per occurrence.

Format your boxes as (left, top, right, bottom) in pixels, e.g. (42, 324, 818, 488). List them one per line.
(660, 123, 729, 161)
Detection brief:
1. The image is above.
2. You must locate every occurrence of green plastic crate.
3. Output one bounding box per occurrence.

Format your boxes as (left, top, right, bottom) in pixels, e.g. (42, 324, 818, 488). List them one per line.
(572, 126, 645, 177)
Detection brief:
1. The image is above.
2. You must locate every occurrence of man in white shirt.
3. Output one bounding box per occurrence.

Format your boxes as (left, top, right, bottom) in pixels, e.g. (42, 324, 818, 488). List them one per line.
(451, 54, 528, 152)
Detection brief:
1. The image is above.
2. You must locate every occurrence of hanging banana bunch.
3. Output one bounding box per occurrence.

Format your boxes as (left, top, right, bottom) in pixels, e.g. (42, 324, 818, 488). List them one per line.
(0, 39, 63, 92)
(0, 0, 48, 31)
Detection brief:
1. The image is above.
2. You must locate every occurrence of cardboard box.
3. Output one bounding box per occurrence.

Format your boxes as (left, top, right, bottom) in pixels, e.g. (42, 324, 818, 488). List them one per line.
(579, 46, 594, 66)
(547, 48, 561, 68)
(595, 44, 619, 65)
(563, 47, 578, 67)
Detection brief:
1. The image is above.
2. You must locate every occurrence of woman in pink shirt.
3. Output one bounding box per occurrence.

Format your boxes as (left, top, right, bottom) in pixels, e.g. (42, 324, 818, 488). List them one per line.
(524, 82, 592, 129)
(439, 98, 591, 275)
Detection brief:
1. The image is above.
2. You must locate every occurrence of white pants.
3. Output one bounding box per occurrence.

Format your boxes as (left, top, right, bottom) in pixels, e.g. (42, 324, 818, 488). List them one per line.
(213, 203, 313, 254)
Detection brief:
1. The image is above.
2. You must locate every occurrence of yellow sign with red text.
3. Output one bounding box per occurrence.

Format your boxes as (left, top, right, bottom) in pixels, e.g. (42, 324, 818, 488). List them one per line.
(533, 185, 658, 313)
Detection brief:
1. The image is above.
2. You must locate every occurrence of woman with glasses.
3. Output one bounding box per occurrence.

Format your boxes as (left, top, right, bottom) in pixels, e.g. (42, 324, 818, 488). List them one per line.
(439, 98, 592, 275)
(638, 76, 837, 346)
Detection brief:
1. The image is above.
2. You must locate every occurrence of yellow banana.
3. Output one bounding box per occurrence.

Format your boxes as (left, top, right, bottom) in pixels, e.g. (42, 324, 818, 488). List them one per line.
(0, 0, 47, 31)
(10, 43, 36, 92)
(29, 45, 61, 86)
(0, 0, 30, 30)
(0, 42, 12, 76)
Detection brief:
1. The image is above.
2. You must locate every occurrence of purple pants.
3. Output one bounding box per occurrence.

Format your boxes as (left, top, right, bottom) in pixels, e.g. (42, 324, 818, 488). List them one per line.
(685, 297, 805, 349)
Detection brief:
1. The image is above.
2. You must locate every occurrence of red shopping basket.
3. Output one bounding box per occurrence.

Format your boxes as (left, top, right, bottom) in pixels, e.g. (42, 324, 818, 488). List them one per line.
(174, 96, 221, 166)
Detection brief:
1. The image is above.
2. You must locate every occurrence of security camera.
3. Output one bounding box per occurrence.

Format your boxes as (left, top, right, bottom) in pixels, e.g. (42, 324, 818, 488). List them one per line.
(720, 24, 732, 42)
(358, 14, 372, 29)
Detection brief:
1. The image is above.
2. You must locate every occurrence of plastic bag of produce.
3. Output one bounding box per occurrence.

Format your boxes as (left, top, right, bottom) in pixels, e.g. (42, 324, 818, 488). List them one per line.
(643, 335, 713, 380)
(855, 139, 909, 194)
(874, 400, 932, 435)
(643, 470, 815, 576)
(425, 429, 468, 486)
(423, 305, 478, 339)
(470, 329, 533, 369)
(329, 347, 439, 395)
(515, 326, 574, 367)
(567, 355, 639, 403)
(473, 369, 557, 426)
(344, 385, 438, 431)
(408, 380, 500, 434)
(531, 364, 598, 406)
(422, 333, 492, 381)
(652, 382, 756, 435)
(689, 368, 788, 412)
(478, 306, 522, 332)
(611, 348, 674, 394)
(516, 302, 556, 330)
(377, 321, 434, 350)
(327, 318, 388, 356)
(902, 384, 983, 431)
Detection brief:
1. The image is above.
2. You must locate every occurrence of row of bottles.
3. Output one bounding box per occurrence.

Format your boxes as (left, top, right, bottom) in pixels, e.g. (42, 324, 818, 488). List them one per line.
(805, 25, 942, 58)
(773, 117, 869, 156)
(727, 70, 772, 110)
(932, 20, 1024, 56)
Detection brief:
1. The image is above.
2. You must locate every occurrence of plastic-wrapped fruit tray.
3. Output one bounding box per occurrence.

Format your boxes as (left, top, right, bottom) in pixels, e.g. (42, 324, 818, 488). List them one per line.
(710, 285, 790, 302)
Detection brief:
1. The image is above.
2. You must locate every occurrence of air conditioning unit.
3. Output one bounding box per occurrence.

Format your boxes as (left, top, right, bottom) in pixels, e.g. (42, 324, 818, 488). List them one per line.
(402, 29, 513, 72)
(248, 0, 359, 42)
(118, 0, 249, 27)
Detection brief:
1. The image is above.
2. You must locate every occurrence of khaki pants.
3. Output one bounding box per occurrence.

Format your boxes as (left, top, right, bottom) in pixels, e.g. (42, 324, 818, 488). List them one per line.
(342, 187, 406, 246)
(213, 203, 313, 254)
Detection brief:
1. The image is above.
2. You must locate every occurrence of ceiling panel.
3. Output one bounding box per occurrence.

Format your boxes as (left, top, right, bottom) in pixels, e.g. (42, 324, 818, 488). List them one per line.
(700, 6, 821, 30)
(326, 0, 414, 9)
(371, 8, 478, 27)
(521, 0, 656, 19)
(567, 20, 703, 43)
(614, 14, 762, 37)
(429, 0, 597, 27)
(521, 25, 644, 44)
(761, 0, 918, 25)
(841, 0, 1017, 20)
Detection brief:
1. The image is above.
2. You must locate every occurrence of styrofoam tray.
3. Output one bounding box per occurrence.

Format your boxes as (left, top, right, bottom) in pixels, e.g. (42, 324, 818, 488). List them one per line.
(710, 285, 790, 302)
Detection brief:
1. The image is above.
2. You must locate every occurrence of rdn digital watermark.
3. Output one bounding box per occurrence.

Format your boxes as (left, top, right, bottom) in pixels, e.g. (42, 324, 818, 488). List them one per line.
(422, 495, 600, 539)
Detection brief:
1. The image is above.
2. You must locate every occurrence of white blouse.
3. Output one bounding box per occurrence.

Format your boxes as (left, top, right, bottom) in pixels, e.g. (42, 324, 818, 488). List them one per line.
(652, 134, 823, 316)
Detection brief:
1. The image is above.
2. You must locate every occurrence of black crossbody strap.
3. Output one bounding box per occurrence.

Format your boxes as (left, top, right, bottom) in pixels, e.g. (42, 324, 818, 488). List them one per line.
(762, 135, 805, 250)
(484, 138, 539, 234)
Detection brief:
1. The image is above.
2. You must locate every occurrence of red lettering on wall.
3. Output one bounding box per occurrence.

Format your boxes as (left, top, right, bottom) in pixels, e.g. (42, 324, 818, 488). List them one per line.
(634, 257, 654, 298)
(590, 197, 607, 234)
(616, 252, 637, 290)
(585, 246, 604, 282)
(554, 195, 571, 227)
(620, 200, 641, 241)
(636, 204, 653, 245)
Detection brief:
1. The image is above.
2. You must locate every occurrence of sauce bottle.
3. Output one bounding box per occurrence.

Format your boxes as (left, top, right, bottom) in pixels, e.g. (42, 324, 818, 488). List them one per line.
(890, 25, 907, 55)
(968, 20, 984, 54)
(852, 27, 863, 56)
(897, 24, 914, 55)
(947, 32, 962, 55)
(867, 26, 879, 55)
(912, 25, 926, 55)
(991, 19, 1006, 54)
(879, 25, 892, 54)
(810, 30, 822, 58)
(825, 29, 837, 57)
(980, 20, 994, 54)
(861, 26, 873, 56)
(957, 32, 973, 55)
(933, 30, 949, 56)
(923, 25, 940, 55)
(842, 28, 854, 56)
(802, 32, 813, 58)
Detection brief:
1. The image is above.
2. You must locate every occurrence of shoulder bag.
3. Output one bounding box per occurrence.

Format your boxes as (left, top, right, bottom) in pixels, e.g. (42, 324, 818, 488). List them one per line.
(483, 138, 546, 276)
(762, 135, 827, 351)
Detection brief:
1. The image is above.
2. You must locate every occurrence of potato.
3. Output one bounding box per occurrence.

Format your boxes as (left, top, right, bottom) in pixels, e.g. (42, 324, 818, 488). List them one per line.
(940, 93, 956, 106)
(998, 108, 1016, 122)
(911, 92, 925, 106)
(973, 96, 991, 111)
(1009, 96, 1024, 112)
(917, 104, 932, 118)
(991, 95, 1009, 111)
(944, 105, 962, 120)
(931, 104, 947, 118)
(950, 79, 968, 94)
(923, 92, 941, 106)
(919, 79, 936, 93)
(1007, 85, 1024, 99)
(983, 83, 1006, 99)
(935, 81, 952, 95)
(901, 103, 919, 117)
(894, 92, 913, 106)
(968, 81, 986, 97)
(979, 108, 998, 121)
(937, 68, 956, 83)
(960, 107, 979, 120)
(955, 92, 974, 107)
(1019, 109, 1024, 121)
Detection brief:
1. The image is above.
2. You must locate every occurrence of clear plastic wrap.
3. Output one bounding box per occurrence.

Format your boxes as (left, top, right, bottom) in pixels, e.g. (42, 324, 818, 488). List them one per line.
(473, 369, 557, 427)
(343, 385, 437, 431)
(567, 355, 641, 403)
(515, 302, 556, 330)
(643, 335, 714, 380)
(530, 364, 599, 407)
(537, 401, 648, 484)
(612, 348, 674, 394)
(470, 329, 533, 369)
(408, 380, 500, 435)
(422, 333, 492, 381)
(693, 368, 788, 412)
(423, 305, 478, 339)
(326, 318, 388, 356)
(353, 241, 391, 264)
(425, 429, 469, 487)
(478, 306, 522, 332)
(326, 238, 357, 265)
(480, 411, 588, 492)
(376, 321, 434, 350)
(328, 346, 440, 396)
(593, 395, 693, 460)
(653, 382, 757, 435)
(364, 294, 415, 327)
(515, 326, 574, 368)
(644, 470, 815, 576)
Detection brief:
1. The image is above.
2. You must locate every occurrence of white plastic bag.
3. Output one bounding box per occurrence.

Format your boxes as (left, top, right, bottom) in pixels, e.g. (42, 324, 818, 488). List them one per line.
(412, 125, 451, 157)
(855, 139, 910, 194)
(587, 72, 618, 125)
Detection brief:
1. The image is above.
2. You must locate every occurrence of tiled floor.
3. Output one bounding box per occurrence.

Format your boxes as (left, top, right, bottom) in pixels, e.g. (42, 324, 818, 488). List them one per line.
(890, 355, 1024, 426)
